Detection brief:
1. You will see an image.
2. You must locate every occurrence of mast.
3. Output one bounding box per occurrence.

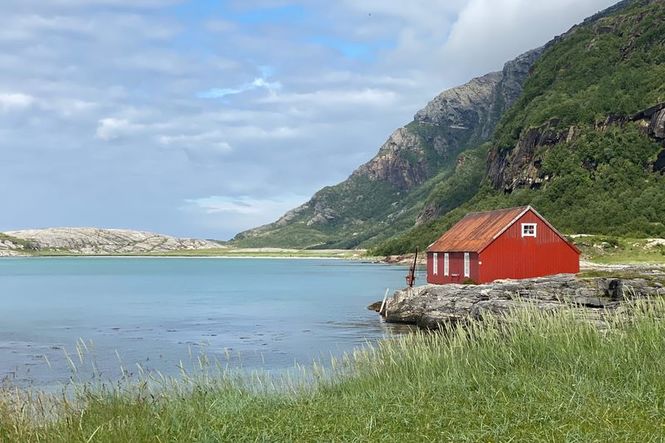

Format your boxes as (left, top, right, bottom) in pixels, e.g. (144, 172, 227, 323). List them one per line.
(406, 247, 418, 288)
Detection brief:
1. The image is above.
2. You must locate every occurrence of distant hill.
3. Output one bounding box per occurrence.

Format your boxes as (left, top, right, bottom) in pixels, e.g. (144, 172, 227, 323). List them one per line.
(0, 228, 221, 256)
(234, 0, 665, 253)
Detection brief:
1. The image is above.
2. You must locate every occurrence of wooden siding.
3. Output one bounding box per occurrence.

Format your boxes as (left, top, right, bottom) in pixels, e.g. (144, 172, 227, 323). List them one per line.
(427, 252, 479, 284)
(478, 211, 579, 283)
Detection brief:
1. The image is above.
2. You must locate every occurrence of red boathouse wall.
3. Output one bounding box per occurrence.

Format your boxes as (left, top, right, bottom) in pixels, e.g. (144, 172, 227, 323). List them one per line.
(477, 211, 579, 283)
(426, 252, 479, 285)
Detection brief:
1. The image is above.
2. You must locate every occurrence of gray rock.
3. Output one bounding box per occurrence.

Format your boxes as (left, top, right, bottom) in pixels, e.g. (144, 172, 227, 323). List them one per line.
(382, 274, 665, 329)
(650, 108, 665, 139)
(3, 228, 221, 255)
(351, 127, 432, 191)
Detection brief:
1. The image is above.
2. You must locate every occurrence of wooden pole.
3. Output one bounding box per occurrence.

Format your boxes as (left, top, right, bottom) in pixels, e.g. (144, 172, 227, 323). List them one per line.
(379, 288, 390, 317)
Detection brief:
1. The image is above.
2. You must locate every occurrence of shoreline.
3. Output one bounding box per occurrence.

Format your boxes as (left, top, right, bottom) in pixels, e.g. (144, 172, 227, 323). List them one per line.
(0, 247, 372, 260)
(2, 254, 665, 269)
(0, 255, 378, 261)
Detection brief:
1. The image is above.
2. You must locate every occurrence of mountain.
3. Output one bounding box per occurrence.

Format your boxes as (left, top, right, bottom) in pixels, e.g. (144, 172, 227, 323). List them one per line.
(0, 228, 221, 256)
(233, 48, 544, 248)
(235, 0, 665, 253)
(374, 0, 665, 255)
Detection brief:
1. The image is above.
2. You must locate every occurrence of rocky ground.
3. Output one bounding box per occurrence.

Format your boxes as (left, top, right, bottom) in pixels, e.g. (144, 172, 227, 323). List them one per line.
(372, 269, 665, 329)
(1, 228, 221, 255)
(0, 239, 24, 256)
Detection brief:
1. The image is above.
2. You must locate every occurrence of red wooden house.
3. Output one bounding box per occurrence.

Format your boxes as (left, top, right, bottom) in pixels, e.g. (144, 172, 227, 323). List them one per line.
(426, 206, 580, 284)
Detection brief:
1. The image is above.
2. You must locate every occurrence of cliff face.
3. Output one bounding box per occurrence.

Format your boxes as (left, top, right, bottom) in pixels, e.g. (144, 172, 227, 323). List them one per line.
(351, 126, 444, 192)
(487, 103, 665, 193)
(234, 49, 543, 248)
(346, 46, 545, 196)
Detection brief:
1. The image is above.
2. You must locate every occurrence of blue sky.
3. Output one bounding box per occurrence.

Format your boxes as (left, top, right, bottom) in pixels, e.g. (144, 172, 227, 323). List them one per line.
(0, 0, 618, 239)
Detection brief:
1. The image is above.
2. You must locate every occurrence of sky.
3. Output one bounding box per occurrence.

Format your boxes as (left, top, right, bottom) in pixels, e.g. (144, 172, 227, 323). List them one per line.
(0, 0, 619, 239)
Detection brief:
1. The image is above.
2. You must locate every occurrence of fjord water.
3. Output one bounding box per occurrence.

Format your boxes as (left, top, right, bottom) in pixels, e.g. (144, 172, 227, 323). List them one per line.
(0, 258, 413, 388)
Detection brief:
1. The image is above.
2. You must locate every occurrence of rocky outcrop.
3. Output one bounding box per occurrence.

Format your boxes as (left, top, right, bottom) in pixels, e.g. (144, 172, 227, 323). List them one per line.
(351, 127, 437, 191)
(0, 233, 38, 256)
(0, 238, 27, 256)
(3, 228, 221, 255)
(413, 47, 544, 144)
(382, 273, 665, 329)
(487, 119, 573, 191)
(488, 102, 665, 192)
(414, 72, 503, 138)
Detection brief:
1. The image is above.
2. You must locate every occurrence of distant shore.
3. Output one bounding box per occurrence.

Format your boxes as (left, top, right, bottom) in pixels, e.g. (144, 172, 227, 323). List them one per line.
(0, 247, 373, 260)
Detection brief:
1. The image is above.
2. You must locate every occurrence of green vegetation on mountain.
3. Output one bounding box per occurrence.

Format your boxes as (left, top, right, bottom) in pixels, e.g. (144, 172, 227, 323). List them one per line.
(372, 0, 665, 255)
(374, 123, 665, 255)
(495, 0, 665, 149)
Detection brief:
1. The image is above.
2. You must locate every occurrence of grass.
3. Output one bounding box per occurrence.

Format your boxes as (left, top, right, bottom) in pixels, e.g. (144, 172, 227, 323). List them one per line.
(3, 301, 665, 441)
(576, 236, 665, 264)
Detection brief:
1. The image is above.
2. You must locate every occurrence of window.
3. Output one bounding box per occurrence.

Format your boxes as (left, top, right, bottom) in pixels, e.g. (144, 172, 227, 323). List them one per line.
(464, 252, 470, 278)
(444, 253, 449, 276)
(522, 223, 537, 238)
(432, 253, 438, 275)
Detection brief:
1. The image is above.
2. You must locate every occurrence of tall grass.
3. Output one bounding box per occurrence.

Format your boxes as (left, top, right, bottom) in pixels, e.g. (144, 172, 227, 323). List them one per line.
(2, 301, 665, 441)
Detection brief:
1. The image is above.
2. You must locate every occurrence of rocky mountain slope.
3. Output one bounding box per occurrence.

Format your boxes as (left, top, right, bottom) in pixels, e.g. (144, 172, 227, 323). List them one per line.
(234, 47, 544, 248)
(0, 228, 220, 256)
(236, 0, 665, 253)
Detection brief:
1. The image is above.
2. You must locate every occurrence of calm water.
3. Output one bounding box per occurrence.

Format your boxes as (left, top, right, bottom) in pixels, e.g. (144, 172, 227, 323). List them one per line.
(0, 257, 416, 388)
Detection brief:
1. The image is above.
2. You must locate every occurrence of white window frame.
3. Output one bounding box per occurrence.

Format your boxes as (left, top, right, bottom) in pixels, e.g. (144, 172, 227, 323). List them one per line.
(444, 253, 449, 276)
(432, 253, 438, 275)
(521, 223, 537, 238)
(464, 252, 470, 278)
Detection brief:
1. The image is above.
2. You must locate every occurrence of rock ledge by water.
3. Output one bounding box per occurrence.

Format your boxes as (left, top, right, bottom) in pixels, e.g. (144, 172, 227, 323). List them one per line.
(380, 273, 665, 329)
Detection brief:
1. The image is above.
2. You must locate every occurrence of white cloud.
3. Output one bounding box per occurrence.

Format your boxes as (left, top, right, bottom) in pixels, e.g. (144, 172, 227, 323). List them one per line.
(0, 92, 35, 111)
(186, 196, 268, 215)
(158, 132, 233, 161)
(95, 118, 144, 141)
(259, 88, 398, 107)
(198, 76, 282, 99)
(182, 194, 310, 233)
(5, 0, 184, 8)
(225, 125, 301, 140)
(442, 0, 618, 73)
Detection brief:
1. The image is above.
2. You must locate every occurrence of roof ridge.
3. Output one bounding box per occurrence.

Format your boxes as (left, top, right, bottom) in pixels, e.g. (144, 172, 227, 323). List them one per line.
(463, 205, 530, 217)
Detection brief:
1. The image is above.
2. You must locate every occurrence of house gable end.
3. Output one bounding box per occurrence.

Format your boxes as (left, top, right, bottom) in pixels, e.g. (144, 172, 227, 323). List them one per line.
(478, 206, 580, 255)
